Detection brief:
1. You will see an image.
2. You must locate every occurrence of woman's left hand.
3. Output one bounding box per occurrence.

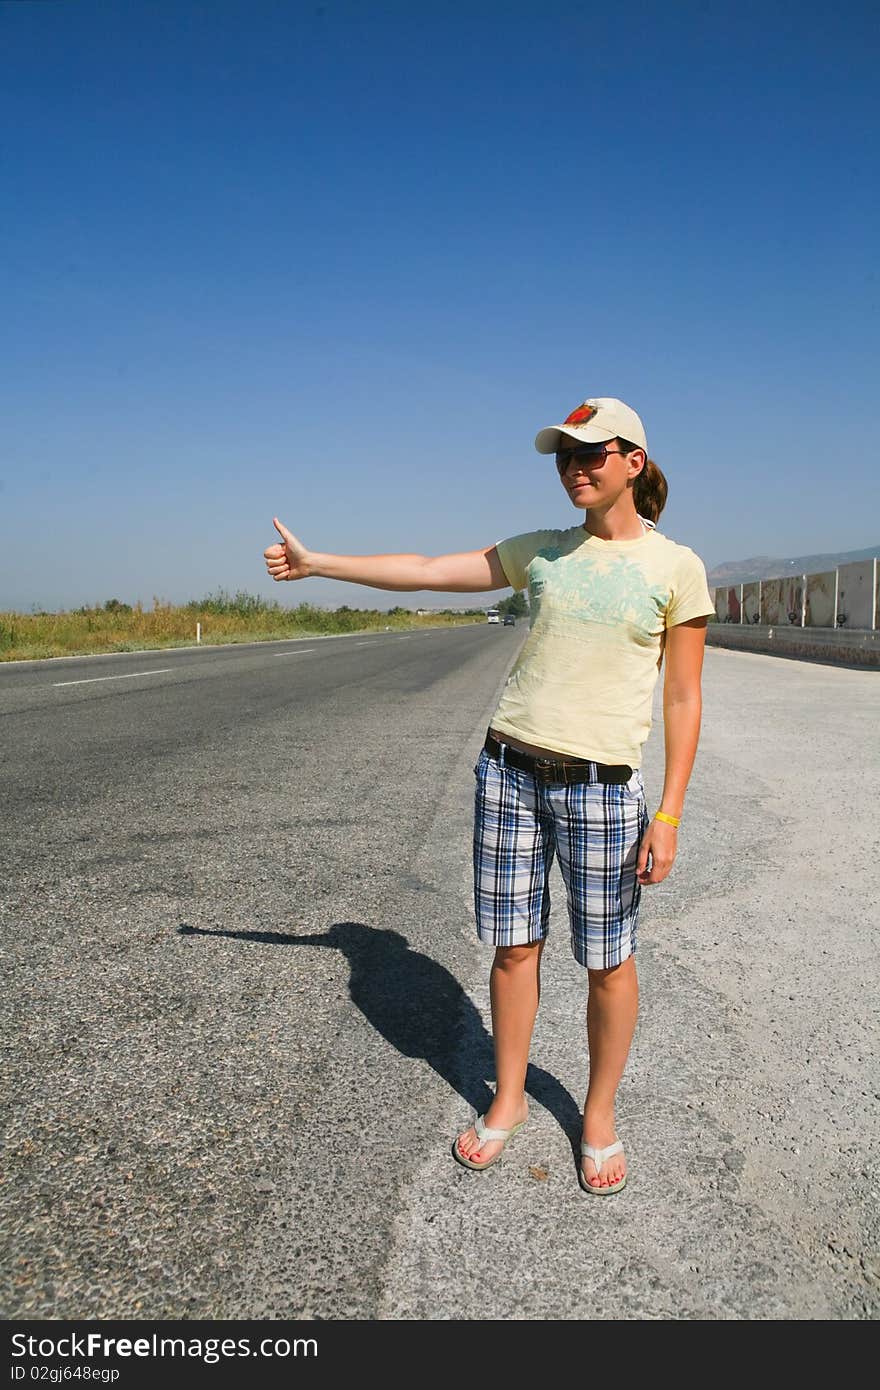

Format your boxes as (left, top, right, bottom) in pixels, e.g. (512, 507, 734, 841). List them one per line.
(636, 818, 678, 884)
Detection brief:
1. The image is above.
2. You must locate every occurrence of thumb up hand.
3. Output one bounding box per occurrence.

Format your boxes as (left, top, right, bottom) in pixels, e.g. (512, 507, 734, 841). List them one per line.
(264, 518, 311, 582)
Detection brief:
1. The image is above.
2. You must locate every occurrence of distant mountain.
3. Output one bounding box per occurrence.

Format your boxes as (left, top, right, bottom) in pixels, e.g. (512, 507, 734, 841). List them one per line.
(707, 543, 879, 588)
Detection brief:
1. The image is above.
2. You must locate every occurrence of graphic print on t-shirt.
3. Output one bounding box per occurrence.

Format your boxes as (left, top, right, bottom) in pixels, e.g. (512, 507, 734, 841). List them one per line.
(530, 544, 671, 638)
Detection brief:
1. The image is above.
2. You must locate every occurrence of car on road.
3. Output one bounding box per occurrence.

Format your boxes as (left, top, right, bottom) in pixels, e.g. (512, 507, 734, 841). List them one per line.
(503, 615, 516, 626)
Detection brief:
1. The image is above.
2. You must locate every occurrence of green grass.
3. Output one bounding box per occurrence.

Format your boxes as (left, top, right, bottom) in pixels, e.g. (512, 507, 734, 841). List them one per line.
(0, 591, 487, 662)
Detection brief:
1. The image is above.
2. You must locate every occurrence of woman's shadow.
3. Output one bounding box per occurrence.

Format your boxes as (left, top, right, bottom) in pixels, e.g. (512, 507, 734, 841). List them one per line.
(178, 920, 582, 1146)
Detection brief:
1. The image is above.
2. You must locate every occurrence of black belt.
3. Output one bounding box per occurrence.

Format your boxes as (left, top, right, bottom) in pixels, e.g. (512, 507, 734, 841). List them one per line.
(483, 732, 632, 785)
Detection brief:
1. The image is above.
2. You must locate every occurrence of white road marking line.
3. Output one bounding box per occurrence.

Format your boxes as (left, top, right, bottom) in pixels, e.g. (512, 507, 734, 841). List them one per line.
(273, 649, 316, 657)
(53, 669, 173, 687)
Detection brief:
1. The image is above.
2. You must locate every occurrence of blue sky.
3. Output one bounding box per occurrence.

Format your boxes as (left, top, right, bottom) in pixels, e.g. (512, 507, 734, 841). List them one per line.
(2, 0, 878, 613)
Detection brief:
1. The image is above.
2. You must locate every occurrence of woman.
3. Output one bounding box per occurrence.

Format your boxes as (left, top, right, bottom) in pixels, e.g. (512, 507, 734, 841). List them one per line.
(264, 396, 715, 1195)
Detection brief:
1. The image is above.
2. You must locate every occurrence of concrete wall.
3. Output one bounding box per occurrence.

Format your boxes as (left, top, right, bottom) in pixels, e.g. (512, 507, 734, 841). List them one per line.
(709, 557, 877, 632)
(837, 559, 877, 630)
(742, 581, 760, 624)
(757, 576, 805, 625)
(706, 556, 878, 665)
(805, 570, 837, 627)
(706, 623, 880, 668)
(715, 585, 741, 623)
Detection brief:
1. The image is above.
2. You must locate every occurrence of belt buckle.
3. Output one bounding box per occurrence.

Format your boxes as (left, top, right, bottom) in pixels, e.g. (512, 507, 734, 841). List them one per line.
(534, 757, 557, 785)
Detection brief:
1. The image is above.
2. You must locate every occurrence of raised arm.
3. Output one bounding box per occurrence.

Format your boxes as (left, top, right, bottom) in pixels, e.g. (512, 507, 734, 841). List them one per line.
(264, 518, 509, 593)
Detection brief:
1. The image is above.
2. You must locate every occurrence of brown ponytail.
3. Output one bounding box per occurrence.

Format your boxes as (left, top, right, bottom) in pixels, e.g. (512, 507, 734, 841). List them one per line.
(618, 436, 668, 525)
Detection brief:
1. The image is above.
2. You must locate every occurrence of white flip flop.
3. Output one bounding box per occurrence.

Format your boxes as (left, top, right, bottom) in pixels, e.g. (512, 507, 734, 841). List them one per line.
(452, 1113, 528, 1170)
(579, 1139, 627, 1194)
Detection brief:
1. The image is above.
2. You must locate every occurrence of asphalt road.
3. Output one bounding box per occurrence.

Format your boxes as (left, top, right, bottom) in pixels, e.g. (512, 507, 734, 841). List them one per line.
(1, 628, 878, 1320)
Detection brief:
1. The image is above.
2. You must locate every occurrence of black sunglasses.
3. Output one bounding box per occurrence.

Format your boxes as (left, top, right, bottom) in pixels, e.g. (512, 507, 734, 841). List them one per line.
(555, 443, 627, 469)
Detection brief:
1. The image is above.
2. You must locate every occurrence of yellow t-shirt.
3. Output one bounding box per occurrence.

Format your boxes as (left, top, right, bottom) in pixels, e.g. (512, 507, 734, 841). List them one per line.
(492, 521, 715, 768)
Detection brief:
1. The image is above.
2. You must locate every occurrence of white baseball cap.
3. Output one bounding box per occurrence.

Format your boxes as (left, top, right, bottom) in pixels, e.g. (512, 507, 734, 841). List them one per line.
(535, 397, 648, 454)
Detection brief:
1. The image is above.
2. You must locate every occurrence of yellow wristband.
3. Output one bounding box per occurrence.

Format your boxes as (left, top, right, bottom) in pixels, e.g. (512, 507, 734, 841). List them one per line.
(654, 810, 681, 827)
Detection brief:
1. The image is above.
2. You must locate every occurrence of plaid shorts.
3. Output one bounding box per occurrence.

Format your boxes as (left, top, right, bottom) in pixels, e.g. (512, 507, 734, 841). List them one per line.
(472, 744, 650, 969)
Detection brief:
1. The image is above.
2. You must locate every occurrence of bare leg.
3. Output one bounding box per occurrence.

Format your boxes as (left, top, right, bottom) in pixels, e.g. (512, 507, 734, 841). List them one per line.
(582, 956, 639, 1188)
(456, 939, 545, 1165)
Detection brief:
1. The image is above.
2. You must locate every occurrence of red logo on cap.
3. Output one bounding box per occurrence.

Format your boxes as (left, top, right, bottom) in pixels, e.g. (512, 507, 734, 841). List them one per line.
(563, 401, 598, 427)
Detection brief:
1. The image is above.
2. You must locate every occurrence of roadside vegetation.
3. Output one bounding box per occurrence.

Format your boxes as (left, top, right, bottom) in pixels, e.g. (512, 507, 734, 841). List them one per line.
(0, 590, 493, 662)
(498, 591, 528, 620)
